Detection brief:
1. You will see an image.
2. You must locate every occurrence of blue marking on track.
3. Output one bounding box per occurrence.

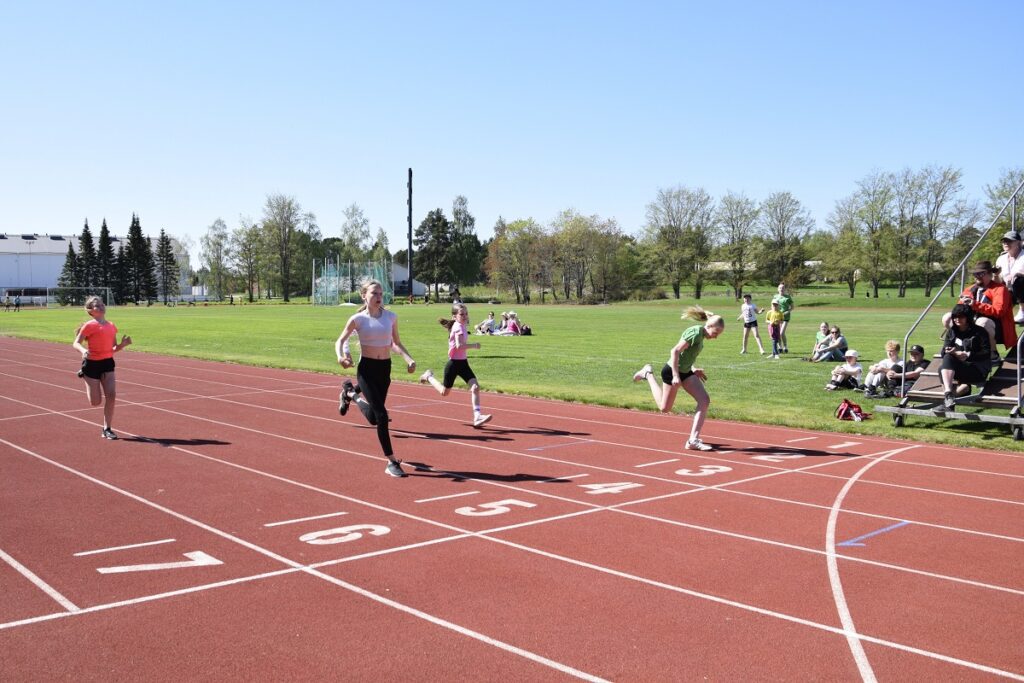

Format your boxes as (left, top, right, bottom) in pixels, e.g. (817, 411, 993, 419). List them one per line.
(837, 520, 910, 547)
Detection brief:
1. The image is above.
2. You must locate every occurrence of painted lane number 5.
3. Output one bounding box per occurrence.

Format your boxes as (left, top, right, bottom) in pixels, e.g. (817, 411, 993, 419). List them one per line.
(455, 499, 537, 516)
(675, 465, 732, 477)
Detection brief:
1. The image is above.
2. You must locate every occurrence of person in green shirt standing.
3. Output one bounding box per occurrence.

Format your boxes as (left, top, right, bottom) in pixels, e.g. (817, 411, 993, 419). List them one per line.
(632, 306, 725, 451)
(771, 283, 795, 353)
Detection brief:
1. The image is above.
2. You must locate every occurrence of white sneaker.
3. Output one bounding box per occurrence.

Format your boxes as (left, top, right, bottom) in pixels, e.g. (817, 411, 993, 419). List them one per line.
(740, 350, 747, 355)
(685, 438, 712, 451)
(419, 369, 433, 384)
(472, 413, 493, 428)
(1015, 309, 1024, 324)
(632, 364, 653, 382)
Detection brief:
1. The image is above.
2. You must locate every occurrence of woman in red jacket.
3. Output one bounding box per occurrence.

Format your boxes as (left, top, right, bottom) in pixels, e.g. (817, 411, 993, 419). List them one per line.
(942, 260, 1015, 360)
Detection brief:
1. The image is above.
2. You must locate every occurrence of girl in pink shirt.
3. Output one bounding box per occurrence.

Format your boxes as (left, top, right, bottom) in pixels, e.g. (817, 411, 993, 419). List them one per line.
(71, 296, 132, 439)
(420, 304, 493, 427)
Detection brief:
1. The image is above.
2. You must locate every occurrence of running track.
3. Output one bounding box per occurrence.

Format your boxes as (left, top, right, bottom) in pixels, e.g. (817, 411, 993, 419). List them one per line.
(1, 337, 1022, 681)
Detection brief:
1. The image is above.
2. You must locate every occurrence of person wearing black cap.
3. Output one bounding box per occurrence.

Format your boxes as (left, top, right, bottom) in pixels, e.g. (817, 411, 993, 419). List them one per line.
(942, 260, 1014, 360)
(995, 230, 1024, 324)
(939, 304, 991, 410)
(884, 344, 928, 397)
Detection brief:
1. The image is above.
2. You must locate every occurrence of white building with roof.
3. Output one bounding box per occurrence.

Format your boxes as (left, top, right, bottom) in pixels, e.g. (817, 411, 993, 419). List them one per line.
(0, 232, 190, 294)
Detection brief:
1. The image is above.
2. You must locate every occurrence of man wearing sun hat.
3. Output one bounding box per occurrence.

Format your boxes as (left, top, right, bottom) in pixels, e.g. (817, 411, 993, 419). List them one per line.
(942, 260, 1014, 359)
(995, 230, 1024, 324)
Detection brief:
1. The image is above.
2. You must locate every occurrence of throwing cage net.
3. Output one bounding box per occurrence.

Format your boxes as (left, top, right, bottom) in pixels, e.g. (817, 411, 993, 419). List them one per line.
(312, 259, 392, 306)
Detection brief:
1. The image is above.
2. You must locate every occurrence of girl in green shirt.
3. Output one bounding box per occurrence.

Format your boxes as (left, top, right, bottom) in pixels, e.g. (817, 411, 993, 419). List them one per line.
(633, 306, 725, 451)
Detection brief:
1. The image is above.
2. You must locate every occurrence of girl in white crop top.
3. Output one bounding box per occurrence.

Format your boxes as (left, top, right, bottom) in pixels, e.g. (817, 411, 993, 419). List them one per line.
(335, 281, 416, 478)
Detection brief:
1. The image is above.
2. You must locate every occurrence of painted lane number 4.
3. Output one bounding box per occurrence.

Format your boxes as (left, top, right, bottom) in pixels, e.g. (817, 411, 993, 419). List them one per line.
(455, 499, 537, 516)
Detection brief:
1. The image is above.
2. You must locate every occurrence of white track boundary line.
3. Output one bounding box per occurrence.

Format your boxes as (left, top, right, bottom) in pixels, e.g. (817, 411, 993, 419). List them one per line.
(825, 447, 908, 681)
(0, 546, 79, 612)
(73, 538, 176, 556)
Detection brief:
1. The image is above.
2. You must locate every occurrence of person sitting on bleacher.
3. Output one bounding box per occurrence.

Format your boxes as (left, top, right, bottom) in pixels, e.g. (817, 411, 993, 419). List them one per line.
(995, 230, 1024, 324)
(885, 344, 928, 398)
(939, 304, 992, 411)
(942, 260, 1014, 361)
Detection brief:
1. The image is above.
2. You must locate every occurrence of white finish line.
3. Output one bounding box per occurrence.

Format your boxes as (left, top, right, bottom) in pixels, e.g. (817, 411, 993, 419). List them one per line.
(264, 511, 348, 527)
(74, 538, 176, 556)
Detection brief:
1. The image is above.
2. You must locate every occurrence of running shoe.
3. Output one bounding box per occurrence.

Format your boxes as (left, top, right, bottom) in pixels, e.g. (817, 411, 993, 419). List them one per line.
(419, 369, 434, 384)
(339, 380, 354, 416)
(943, 392, 956, 411)
(632, 364, 652, 382)
(1016, 309, 1024, 324)
(473, 413, 493, 428)
(685, 438, 712, 451)
(385, 460, 407, 478)
(101, 428, 118, 440)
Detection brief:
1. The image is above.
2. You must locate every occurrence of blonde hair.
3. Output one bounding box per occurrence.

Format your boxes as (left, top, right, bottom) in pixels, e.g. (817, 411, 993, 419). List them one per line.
(683, 305, 724, 329)
(84, 295, 104, 310)
(356, 280, 384, 313)
(885, 339, 900, 354)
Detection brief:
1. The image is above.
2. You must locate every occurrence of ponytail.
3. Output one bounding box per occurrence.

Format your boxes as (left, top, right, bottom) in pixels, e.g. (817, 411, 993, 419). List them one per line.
(438, 317, 455, 331)
(682, 305, 711, 322)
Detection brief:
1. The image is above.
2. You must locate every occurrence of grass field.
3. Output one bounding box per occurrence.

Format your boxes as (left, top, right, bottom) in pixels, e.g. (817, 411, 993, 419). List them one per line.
(2, 286, 1018, 451)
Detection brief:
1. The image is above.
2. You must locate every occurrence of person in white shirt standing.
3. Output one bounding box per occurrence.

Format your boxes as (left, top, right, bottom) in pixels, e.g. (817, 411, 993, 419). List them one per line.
(995, 230, 1024, 324)
(737, 293, 765, 355)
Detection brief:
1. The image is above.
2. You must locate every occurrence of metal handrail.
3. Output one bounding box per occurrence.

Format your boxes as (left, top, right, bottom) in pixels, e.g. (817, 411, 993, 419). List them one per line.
(899, 178, 1024, 404)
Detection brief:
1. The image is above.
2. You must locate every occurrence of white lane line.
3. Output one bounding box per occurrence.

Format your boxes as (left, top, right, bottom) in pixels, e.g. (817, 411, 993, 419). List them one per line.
(0, 547, 79, 612)
(416, 491, 480, 504)
(827, 441, 861, 451)
(263, 512, 348, 527)
(786, 437, 817, 443)
(539, 474, 589, 483)
(0, 437, 607, 683)
(74, 538, 176, 556)
(825, 445, 915, 682)
(634, 458, 679, 468)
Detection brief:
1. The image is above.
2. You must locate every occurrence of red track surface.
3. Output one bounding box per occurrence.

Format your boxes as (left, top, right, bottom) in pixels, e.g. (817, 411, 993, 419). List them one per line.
(1, 337, 1022, 680)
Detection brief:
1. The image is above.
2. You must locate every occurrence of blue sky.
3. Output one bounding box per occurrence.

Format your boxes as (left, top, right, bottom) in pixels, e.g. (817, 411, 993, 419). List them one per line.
(2, 1, 1021, 265)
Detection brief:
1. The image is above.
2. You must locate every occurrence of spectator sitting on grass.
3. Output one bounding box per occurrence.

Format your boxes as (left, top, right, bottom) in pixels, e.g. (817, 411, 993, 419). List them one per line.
(812, 325, 848, 363)
(475, 311, 497, 335)
(495, 311, 521, 336)
(825, 349, 862, 391)
(885, 344, 928, 398)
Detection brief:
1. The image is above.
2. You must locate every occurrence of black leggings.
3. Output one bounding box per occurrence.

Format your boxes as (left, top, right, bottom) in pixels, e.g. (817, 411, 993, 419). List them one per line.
(940, 354, 987, 386)
(357, 357, 393, 457)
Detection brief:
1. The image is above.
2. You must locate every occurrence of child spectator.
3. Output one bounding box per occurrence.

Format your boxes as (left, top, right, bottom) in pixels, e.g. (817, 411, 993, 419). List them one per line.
(825, 349, 862, 390)
(738, 293, 765, 355)
(862, 340, 901, 398)
(808, 321, 830, 359)
(886, 344, 928, 398)
(765, 301, 784, 359)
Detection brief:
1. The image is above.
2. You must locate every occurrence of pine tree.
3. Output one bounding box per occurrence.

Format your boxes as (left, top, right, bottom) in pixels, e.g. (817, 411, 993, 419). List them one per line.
(56, 243, 81, 305)
(155, 229, 180, 304)
(78, 219, 97, 288)
(96, 219, 115, 289)
(124, 213, 158, 302)
(112, 244, 128, 304)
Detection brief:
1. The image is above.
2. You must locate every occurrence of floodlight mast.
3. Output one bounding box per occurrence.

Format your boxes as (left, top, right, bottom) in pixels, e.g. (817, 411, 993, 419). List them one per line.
(407, 168, 413, 292)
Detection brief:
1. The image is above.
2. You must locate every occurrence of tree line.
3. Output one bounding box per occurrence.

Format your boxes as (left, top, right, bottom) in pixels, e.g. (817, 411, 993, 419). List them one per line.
(58, 214, 180, 305)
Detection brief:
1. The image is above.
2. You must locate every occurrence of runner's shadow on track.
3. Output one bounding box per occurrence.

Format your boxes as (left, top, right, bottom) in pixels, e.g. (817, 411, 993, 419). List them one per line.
(483, 427, 591, 437)
(394, 431, 514, 443)
(403, 463, 572, 483)
(742, 445, 861, 458)
(124, 436, 232, 447)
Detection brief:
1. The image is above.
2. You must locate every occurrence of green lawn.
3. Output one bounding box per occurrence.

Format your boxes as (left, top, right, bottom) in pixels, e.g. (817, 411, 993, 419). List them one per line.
(2, 289, 1017, 451)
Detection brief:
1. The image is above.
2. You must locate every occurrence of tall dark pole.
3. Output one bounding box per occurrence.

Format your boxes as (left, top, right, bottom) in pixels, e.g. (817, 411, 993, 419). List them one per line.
(407, 168, 413, 292)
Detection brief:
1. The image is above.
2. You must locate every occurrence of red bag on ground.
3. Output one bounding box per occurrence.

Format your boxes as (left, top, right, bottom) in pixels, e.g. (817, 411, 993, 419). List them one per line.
(835, 398, 870, 421)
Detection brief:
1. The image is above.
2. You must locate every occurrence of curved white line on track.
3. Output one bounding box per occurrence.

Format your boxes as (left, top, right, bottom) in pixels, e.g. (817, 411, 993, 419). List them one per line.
(826, 445, 917, 682)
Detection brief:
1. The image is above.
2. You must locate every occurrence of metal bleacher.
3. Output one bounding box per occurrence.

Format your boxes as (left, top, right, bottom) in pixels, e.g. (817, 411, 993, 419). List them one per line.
(876, 178, 1024, 439)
